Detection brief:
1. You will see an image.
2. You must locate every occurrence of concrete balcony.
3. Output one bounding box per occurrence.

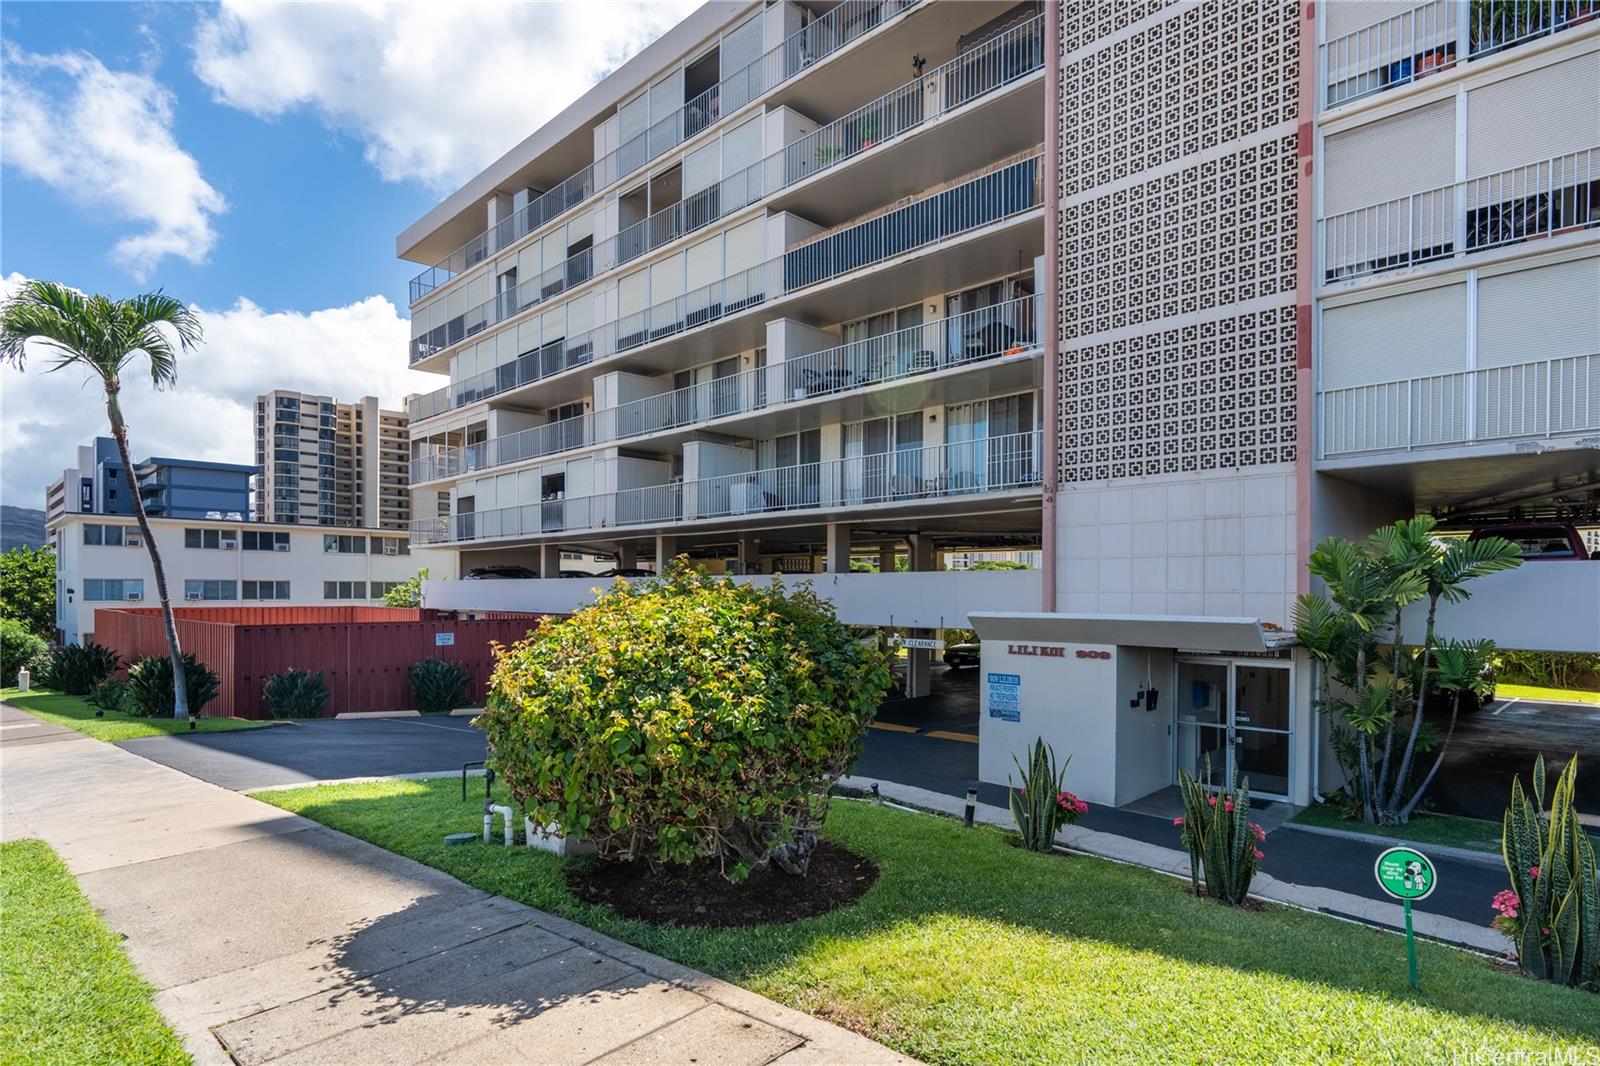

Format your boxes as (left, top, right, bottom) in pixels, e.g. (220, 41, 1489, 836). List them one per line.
(422, 567, 1042, 629)
(409, 294, 1041, 485)
(411, 429, 1044, 548)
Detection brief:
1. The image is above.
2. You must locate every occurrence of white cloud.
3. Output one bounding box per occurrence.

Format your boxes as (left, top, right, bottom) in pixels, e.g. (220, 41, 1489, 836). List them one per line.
(0, 273, 436, 508)
(191, 0, 699, 192)
(0, 47, 227, 279)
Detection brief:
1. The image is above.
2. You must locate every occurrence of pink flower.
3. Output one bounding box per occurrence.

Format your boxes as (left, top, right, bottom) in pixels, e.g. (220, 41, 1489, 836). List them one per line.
(1208, 795, 1218, 807)
(1223, 799, 1235, 812)
(1173, 817, 1184, 827)
(1249, 822, 1266, 843)
(1491, 890, 1520, 919)
(1530, 865, 1540, 880)
(1253, 848, 1265, 861)
(1072, 799, 1089, 815)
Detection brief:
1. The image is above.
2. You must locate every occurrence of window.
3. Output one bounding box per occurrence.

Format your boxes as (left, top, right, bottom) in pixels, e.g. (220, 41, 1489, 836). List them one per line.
(323, 534, 367, 554)
(83, 524, 138, 547)
(242, 580, 291, 600)
(83, 524, 101, 545)
(370, 581, 401, 598)
(183, 579, 237, 601)
(323, 580, 368, 600)
(375, 536, 409, 556)
(242, 530, 291, 552)
(83, 578, 144, 601)
(184, 528, 238, 550)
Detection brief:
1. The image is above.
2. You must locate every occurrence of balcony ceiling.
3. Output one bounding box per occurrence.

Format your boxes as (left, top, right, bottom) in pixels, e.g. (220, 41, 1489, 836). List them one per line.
(1318, 439, 1600, 518)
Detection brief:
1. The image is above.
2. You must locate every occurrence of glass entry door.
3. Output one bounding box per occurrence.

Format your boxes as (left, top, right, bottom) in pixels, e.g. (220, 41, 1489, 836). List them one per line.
(1175, 659, 1291, 801)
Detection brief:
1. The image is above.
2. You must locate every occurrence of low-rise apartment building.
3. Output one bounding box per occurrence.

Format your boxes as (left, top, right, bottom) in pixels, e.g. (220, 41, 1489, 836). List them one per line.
(46, 437, 254, 523)
(394, 0, 1598, 810)
(254, 390, 412, 530)
(49, 513, 429, 646)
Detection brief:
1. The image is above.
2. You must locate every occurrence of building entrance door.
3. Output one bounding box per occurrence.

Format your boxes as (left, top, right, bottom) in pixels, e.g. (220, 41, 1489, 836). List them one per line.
(1175, 658, 1292, 801)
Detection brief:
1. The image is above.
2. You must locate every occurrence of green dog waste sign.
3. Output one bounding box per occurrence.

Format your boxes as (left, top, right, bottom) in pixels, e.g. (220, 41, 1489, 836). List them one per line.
(1374, 846, 1437, 989)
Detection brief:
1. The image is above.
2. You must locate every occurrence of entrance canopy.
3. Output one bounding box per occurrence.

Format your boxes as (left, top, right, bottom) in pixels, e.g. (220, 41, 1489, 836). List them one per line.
(969, 612, 1298, 653)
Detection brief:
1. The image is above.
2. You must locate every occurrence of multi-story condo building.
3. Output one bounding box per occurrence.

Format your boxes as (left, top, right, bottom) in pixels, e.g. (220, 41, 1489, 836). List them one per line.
(398, 1, 1598, 810)
(254, 391, 412, 530)
(46, 437, 254, 523)
(48, 513, 426, 646)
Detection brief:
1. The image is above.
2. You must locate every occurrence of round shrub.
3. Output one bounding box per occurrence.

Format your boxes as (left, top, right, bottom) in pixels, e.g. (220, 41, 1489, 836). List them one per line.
(126, 653, 220, 717)
(86, 678, 131, 715)
(44, 641, 119, 695)
(262, 668, 330, 719)
(0, 618, 49, 685)
(408, 658, 471, 714)
(479, 564, 892, 881)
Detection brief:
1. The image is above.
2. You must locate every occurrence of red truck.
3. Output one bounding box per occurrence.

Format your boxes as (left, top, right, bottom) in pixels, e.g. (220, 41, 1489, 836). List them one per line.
(1468, 522, 1593, 560)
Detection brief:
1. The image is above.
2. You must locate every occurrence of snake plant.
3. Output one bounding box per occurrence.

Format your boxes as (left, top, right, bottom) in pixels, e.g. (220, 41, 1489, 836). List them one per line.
(1501, 754, 1598, 989)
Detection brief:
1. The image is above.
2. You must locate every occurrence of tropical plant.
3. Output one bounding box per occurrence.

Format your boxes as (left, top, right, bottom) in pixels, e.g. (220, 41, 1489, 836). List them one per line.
(1176, 760, 1266, 905)
(1499, 754, 1598, 991)
(381, 568, 428, 608)
(479, 561, 892, 881)
(1, 281, 203, 717)
(0, 618, 49, 685)
(1495, 650, 1600, 690)
(0, 545, 56, 637)
(262, 669, 330, 719)
(1008, 738, 1087, 851)
(408, 657, 471, 713)
(1296, 517, 1520, 824)
(126, 653, 219, 718)
(43, 641, 119, 695)
(86, 678, 131, 715)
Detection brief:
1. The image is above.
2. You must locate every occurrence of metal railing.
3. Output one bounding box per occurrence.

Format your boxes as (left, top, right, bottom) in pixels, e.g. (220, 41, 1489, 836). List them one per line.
(1317, 354, 1598, 457)
(410, 295, 1042, 482)
(1321, 146, 1598, 282)
(408, 30, 1046, 368)
(1321, 0, 1597, 109)
(411, 429, 1043, 545)
(409, 0, 923, 302)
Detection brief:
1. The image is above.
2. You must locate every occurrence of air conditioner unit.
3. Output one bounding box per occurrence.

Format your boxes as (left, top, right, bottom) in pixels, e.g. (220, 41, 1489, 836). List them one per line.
(126, 536, 142, 548)
(273, 542, 290, 552)
(126, 592, 143, 601)
(185, 593, 201, 601)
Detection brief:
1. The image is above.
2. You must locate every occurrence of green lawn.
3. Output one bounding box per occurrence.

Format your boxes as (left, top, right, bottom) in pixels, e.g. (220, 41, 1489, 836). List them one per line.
(0, 839, 189, 1066)
(0, 688, 278, 742)
(1292, 803, 1506, 854)
(257, 777, 1600, 1064)
(1497, 683, 1600, 706)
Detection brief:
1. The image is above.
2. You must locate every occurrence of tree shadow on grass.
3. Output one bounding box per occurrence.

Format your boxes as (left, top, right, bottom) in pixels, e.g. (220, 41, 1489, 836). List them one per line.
(264, 780, 1600, 1054)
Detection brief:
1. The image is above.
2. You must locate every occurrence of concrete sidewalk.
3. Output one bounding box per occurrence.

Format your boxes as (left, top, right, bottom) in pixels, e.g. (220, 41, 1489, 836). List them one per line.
(0, 705, 912, 1066)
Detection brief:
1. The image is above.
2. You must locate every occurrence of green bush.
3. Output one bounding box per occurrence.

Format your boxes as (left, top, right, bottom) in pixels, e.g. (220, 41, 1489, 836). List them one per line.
(126, 654, 220, 717)
(43, 641, 119, 695)
(1496, 650, 1600, 691)
(262, 669, 330, 719)
(479, 562, 892, 881)
(1009, 738, 1088, 852)
(408, 658, 471, 714)
(85, 678, 131, 715)
(0, 618, 49, 685)
(1500, 754, 1598, 991)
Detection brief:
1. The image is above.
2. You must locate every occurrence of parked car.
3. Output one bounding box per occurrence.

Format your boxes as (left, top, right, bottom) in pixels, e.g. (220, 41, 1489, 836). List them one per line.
(600, 567, 655, 578)
(462, 565, 537, 580)
(943, 643, 981, 669)
(1469, 522, 1591, 560)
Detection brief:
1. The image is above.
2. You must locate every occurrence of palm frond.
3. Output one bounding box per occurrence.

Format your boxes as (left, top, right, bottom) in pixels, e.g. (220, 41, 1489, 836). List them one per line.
(0, 279, 103, 373)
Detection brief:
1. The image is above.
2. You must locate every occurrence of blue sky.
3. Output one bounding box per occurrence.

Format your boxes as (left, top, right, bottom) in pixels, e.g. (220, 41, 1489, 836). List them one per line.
(0, 0, 696, 508)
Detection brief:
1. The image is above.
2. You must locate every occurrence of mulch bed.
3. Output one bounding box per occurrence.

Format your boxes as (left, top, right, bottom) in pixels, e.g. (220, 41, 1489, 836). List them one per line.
(566, 840, 879, 927)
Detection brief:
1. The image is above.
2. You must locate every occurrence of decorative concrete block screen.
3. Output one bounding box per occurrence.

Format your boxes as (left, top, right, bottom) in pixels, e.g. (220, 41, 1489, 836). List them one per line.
(92, 606, 546, 719)
(1056, 0, 1301, 482)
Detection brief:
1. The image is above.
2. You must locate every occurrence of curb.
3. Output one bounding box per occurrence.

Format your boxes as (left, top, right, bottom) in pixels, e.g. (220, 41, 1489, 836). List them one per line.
(1282, 821, 1505, 867)
(333, 709, 420, 719)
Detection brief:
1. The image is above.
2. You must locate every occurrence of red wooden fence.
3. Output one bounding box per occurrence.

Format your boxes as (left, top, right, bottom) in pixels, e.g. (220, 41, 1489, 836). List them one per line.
(93, 607, 546, 719)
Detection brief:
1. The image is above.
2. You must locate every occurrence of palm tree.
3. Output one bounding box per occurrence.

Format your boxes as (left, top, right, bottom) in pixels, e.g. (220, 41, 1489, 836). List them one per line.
(1, 281, 203, 718)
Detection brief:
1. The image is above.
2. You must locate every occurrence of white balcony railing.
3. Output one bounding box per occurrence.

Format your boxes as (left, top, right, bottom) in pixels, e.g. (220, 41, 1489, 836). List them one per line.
(411, 429, 1043, 545)
(407, 17, 1046, 368)
(1317, 353, 1599, 457)
(1321, 146, 1598, 283)
(1322, 0, 1599, 109)
(408, 295, 1041, 484)
(409, 0, 924, 302)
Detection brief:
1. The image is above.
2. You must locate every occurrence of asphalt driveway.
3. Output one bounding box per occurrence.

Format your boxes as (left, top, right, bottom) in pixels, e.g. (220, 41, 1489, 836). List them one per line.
(1427, 697, 1600, 820)
(117, 715, 488, 791)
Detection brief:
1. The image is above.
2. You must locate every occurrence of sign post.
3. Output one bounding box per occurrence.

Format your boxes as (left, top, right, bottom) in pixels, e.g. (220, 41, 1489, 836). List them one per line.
(1373, 846, 1436, 990)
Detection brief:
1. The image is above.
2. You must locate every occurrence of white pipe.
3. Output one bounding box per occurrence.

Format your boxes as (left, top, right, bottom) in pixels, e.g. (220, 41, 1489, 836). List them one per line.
(487, 804, 514, 846)
(1311, 657, 1326, 804)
